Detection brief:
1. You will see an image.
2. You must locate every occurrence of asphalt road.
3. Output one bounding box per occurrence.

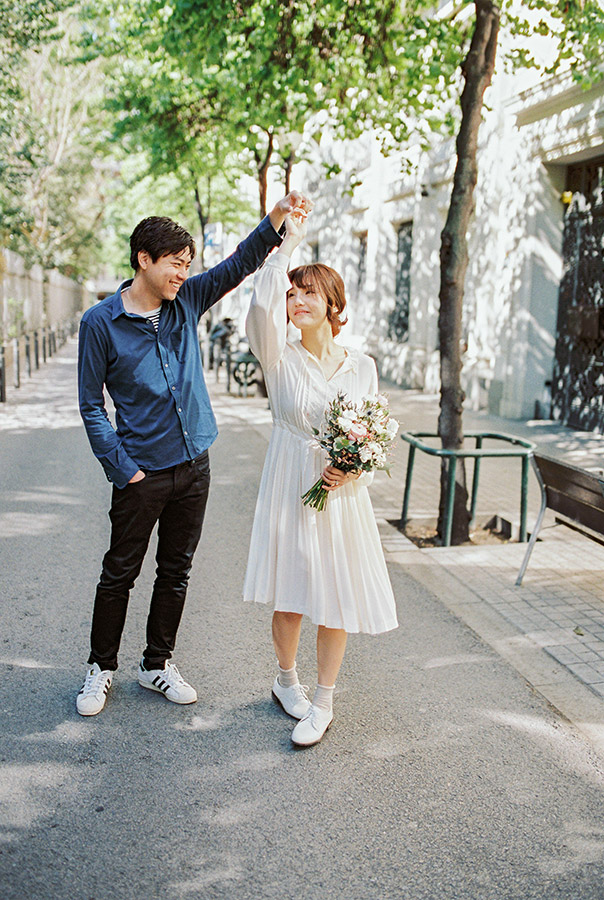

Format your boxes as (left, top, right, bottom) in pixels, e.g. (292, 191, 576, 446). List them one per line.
(1, 340, 604, 900)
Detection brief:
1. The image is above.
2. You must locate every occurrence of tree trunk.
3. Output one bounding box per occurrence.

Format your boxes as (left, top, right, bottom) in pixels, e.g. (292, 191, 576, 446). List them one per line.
(254, 131, 274, 218)
(437, 0, 500, 544)
(194, 181, 208, 271)
(284, 150, 296, 194)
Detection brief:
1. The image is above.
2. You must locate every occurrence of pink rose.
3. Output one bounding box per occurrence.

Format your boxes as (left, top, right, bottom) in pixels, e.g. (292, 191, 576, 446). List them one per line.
(348, 421, 368, 441)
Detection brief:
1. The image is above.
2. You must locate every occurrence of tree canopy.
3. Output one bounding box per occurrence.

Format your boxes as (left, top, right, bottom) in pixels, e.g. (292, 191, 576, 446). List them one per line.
(2, 0, 603, 279)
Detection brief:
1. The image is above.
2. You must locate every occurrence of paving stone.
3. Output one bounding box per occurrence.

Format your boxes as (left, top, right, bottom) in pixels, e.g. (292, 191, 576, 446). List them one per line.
(565, 662, 604, 684)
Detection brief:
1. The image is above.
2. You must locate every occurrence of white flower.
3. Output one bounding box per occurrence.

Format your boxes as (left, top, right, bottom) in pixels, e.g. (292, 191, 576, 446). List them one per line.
(337, 415, 354, 432)
(359, 445, 373, 463)
(386, 417, 400, 438)
(373, 449, 387, 467)
(377, 394, 389, 406)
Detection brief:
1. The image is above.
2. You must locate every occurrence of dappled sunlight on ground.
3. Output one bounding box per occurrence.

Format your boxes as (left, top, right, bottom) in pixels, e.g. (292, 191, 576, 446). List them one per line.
(0, 656, 56, 669)
(480, 709, 604, 778)
(521, 419, 604, 473)
(0, 512, 63, 538)
(169, 854, 245, 895)
(196, 799, 261, 826)
(364, 737, 407, 760)
(5, 487, 84, 507)
(0, 339, 81, 434)
(423, 653, 494, 670)
(173, 712, 223, 732)
(536, 821, 604, 876)
(0, 383, 81, 433)
(0, 763, 74, 841)
(21, 720, 93, 744)
(231, 751, 282, 772)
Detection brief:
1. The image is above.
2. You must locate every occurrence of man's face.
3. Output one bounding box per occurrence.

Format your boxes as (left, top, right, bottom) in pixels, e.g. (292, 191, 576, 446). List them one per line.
(138, 248, 193, 300)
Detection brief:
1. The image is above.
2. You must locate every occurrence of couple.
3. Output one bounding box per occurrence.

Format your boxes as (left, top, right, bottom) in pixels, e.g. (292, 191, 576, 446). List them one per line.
(76, 192, 398, 748)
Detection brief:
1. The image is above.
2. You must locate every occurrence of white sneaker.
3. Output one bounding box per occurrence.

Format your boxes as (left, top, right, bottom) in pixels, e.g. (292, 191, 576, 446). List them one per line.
(291, 704, 333, 747)
(76, 663, 113, 716)
(138, 660, 197, 704)
(271, 677, 311, 719)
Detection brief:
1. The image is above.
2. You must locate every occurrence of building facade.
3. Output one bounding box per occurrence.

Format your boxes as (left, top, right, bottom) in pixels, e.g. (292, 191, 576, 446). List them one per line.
(294, 54, 604, 432)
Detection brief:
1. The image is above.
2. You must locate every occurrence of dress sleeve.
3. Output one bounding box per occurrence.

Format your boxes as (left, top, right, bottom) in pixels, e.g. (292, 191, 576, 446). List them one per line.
(245, 251, 290, 371)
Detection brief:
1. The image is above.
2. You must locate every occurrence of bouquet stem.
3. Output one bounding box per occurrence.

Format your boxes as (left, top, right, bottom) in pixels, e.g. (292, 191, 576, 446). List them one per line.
(301, 477, 329, 511)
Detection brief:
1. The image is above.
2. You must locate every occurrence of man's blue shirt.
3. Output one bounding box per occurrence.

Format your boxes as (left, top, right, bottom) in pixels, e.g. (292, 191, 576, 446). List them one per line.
(78, 216, 281, 488)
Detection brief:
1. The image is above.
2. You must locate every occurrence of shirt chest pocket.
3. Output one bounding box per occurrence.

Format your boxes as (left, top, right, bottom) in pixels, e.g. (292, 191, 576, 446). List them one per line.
(167, 324, 189, 362)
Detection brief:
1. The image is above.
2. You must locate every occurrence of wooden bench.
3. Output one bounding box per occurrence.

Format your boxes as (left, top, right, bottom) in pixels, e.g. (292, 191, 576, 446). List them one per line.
(516, 453, 604, 585)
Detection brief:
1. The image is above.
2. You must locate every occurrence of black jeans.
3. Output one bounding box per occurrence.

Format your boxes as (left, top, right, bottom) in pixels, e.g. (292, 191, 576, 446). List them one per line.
(88, 451, 211, 671)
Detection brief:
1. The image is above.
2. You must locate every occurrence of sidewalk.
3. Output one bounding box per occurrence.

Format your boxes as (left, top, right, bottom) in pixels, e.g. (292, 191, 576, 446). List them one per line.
(210, 370, 604, 754)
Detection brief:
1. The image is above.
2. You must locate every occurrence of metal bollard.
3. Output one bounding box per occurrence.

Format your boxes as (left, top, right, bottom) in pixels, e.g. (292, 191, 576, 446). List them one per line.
(225, 343, 232, 393)
(42, 328, 47, 363)
(0, 345, 6, 402)
(25, 334, 32, 377)
(12, 337, 20, 388)
(34, 330, 40, 369)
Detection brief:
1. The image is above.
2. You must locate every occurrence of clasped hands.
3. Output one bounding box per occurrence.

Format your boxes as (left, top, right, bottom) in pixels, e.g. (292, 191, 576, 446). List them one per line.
(321, 465, 360, 492)
(269, 191, 313, 235)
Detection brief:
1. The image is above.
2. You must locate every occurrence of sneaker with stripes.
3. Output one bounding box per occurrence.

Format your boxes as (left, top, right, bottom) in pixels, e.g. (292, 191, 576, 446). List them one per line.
(138, 660, 197, 704)
(76, 663, 113, 716)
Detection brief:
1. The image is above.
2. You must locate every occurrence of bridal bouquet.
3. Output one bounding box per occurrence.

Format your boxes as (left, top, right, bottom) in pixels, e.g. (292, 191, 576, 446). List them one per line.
(301, 391, 400, 511)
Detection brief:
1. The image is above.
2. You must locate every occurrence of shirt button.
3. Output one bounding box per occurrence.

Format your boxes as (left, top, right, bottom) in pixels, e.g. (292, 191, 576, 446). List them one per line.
(171, 386, 176, 390)
(184, 431, 188, 435)
(178, 408, 182, 412)
(164, 363, 168, 368)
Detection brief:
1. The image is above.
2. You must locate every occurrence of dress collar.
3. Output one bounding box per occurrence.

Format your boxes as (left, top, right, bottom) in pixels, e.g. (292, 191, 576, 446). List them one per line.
(293, 340, 359, 375)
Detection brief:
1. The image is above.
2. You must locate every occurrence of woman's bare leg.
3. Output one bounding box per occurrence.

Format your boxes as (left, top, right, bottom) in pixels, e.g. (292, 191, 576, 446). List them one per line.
(272, 611, 303, 670)
(316, 625, 348, 687)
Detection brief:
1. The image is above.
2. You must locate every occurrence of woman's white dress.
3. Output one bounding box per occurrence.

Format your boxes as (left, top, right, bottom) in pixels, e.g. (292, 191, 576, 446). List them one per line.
(243, 252, 398, 635)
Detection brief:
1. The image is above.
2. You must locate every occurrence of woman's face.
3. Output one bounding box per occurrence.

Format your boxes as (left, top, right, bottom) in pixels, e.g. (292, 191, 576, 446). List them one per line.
(286, 280, 329, 332)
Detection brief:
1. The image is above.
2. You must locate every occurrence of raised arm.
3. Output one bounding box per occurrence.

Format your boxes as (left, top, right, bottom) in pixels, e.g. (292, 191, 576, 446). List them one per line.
(182, 192, 311, 320)
(245, 213, 307, 371)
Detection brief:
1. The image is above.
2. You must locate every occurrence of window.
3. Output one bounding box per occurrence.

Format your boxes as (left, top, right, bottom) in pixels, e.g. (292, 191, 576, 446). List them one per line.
(388, 221, 413, 341)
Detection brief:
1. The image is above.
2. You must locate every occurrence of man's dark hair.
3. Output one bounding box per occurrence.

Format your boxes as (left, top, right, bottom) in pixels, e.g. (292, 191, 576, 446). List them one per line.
(129, 217, 196, 270)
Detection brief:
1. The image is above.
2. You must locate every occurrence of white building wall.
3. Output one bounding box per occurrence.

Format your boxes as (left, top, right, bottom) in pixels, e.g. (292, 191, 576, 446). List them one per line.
(291, 46, 604, 422)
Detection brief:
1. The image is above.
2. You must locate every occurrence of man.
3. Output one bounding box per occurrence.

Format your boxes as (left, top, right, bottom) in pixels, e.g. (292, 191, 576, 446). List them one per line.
(76, 191, 310, 716)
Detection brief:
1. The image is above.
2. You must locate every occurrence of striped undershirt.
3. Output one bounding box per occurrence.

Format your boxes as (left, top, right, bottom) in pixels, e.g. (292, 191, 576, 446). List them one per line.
(146, 307, 162, 332)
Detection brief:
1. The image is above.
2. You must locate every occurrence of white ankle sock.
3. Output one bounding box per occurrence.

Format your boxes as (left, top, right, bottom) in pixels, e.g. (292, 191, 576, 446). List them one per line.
(313, 683, 334, 713)
(277, 663, 299, 688)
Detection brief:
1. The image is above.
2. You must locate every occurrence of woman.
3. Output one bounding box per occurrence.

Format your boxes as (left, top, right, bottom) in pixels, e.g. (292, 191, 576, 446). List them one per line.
(243, 212, 398, 747)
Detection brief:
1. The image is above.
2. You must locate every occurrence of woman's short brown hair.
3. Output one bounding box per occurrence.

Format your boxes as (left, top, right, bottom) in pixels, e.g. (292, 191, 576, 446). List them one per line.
(288, 263, 348, 336)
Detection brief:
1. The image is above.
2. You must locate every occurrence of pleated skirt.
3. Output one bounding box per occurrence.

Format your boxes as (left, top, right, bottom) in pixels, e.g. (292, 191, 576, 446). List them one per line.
(243, 423, 398, 635)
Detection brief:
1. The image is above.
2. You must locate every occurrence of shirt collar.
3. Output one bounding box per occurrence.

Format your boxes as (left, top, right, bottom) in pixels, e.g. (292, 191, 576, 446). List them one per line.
(110, 279, 134, 320)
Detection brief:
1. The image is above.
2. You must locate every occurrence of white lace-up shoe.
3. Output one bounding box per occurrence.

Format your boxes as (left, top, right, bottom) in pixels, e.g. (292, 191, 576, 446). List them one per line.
(291, 704, 333, 747)
(76, 663, 113, 716)
(271, 677, 311, 719)
(138, 660, 197, 704)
